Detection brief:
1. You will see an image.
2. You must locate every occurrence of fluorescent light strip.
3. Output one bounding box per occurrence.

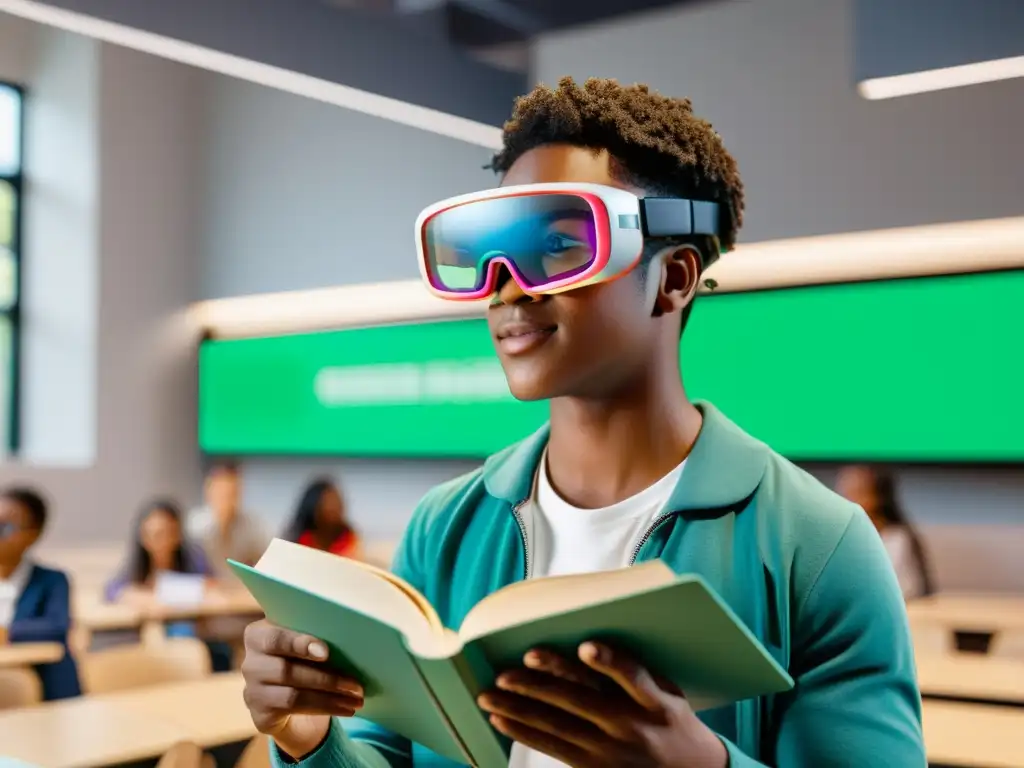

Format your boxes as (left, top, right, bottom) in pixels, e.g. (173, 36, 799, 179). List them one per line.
(193, 216, 1024, 339)
(859, 54, 1024, 100)
(0, 0, 503, 149)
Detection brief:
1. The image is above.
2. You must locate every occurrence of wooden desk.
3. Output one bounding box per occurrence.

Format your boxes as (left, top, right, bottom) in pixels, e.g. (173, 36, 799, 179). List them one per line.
(74, 591, 263, 632)
(0, 673, 254, 767)
(0, 643, 63, 668)
(909, 593, 1024, 634)
(923, 700, 1024, 767)
(0, 696, 185, 768)
(917, 653, 1024, 705)
(105, 672, 255, 748)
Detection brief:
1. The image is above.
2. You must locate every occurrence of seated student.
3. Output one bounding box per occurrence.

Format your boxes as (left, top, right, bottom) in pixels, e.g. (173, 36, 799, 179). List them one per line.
(836, 465, 933, 600)
(105, 499, 233, 671)
(188, 461, 270, 581)
(282, 479, 362, 559)
(105, 498, 213, 606)
(0, 486, 81, 700)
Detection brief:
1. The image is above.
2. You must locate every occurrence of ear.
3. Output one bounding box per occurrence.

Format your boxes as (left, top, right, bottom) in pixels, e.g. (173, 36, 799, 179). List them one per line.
(649, 245, 702, 318)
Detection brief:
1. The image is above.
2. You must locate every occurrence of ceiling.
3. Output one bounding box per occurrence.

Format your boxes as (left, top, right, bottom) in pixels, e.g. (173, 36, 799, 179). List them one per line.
(322, 0, 703, 66)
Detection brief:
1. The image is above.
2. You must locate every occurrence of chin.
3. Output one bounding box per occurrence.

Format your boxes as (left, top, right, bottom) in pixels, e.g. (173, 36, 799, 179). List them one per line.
(503, 368, 561, 402)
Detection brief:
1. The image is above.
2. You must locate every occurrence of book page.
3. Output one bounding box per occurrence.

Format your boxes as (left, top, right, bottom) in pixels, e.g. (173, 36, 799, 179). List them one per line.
(256, 539, 447, 653)
(457, 561, 676, 642)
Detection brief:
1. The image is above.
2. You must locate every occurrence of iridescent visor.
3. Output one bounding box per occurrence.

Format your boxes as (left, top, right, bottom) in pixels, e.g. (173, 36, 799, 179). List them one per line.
(422, 193, 606, 296)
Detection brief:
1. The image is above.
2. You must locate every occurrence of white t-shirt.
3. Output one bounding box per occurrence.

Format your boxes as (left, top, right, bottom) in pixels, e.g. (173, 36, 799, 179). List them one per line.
(509, 451, 686, 768)
(0, 558, 33, 628)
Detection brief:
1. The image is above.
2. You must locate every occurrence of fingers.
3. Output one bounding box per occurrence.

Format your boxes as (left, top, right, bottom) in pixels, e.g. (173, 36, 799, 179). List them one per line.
(240, 619, 365, 737)
(488, 716, 593, 768)
(244, 620, 331, 663)
(479, 691, 613, 766)
(522, 648, 604, 690)
(492, 668, 639, 741)
(241, 651, 363, 698)
(245, 684, 362, 719)
(579, 642, 665, 712)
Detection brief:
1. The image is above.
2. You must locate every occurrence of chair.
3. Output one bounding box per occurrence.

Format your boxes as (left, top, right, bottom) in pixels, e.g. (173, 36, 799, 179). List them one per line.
(910, 618, 954, 655)
(990, 630, 1024, 660)
(0, 667, 42, 709)
(79, 637, 212, 694)
(236, 734, 272, 768)
(156, 742, 215, 768)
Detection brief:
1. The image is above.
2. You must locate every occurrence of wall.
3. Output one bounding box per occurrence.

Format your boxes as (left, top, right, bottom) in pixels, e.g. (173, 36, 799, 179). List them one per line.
(0, 13, 203, 543)
(196, 70, 497, 537)
(534, 0, 1024, 241)
(198, 72, 496, 298)
(532, 0, 1024, 529)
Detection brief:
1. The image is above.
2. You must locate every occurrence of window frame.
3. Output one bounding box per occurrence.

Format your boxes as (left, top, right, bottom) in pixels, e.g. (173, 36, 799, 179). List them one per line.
(0, 80, 24, 455)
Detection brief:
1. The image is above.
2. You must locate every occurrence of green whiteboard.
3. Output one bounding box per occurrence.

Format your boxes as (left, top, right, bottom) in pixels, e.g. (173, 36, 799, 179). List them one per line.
(198, 270, 1023, 462)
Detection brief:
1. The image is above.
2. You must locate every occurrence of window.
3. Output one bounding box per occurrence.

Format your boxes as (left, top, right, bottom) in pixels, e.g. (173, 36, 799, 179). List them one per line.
(0, 82, 23, 453)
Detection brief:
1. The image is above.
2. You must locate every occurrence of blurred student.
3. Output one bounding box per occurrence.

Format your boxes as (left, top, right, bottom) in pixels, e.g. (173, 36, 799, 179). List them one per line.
(187, 461, 270, 579)
(106, 499, 234, 671)
(0, 486, 81, 700)
(282, 479, 362, 559)
(836, 465, 933, 599)
(105, 499, 212, 606)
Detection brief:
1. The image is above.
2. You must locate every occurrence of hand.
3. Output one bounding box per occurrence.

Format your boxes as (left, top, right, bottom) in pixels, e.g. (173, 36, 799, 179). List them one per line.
(477, 642, 727, 768)
(241, 620, 365, 759)
(119, 585, 158, 610)
(0, 626, 8, 645)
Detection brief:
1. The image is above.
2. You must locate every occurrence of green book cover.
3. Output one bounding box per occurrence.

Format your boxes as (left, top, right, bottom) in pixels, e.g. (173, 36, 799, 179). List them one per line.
(230, 539, 793, 768)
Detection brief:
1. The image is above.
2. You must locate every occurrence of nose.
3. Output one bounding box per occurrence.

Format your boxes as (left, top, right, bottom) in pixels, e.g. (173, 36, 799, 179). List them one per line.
(494, 265, 543, 306)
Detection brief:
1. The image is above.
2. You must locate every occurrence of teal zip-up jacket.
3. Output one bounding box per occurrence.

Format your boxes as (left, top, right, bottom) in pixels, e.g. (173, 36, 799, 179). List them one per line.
(273, 402, 926, 767)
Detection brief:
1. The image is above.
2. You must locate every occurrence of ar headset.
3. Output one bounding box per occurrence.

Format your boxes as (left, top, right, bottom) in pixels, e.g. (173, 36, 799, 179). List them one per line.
(415, 183, 722, 301)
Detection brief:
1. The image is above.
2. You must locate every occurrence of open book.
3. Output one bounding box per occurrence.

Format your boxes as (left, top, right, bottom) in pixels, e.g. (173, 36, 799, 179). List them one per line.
(230, 539, 792, 768)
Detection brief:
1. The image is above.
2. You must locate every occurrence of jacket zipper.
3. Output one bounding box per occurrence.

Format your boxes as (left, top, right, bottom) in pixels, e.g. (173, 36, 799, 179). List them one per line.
(628, 511, 680, 566)
(510, 499, 531, 579)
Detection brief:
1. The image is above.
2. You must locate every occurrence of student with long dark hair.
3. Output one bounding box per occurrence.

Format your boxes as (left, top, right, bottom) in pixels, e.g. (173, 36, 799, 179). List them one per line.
(836, 465, 933, 599)
(282, 479, 362, 559)
(105, 499, 211, 604)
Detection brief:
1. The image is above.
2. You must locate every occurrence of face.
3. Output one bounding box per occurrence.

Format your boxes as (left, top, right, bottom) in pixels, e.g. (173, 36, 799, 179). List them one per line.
(836, 466, 883, 528)
(139, 507, 183, 563)
(205, 468, 241, 520)
(315, 486, 345, 532)
(0, 498, 40, 564)
(489, 145, 698, 401)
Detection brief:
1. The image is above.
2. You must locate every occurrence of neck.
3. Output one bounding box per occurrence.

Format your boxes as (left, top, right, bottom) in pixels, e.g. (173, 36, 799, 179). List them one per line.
(547, 365, 701, 509)
(151, 553, 175, 572)
(0, 556, 23, 580)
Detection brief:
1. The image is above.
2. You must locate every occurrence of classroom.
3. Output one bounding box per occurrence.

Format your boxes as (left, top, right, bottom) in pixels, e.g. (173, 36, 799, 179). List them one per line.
(0, 0, 1023, 766)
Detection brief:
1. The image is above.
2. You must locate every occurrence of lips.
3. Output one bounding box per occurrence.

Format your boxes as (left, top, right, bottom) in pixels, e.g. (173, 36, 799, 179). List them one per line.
(495, 320, 558, 356)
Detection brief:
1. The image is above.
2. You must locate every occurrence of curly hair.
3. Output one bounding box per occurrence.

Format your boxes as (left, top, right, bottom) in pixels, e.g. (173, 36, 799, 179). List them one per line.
(489, 77, 744, 253)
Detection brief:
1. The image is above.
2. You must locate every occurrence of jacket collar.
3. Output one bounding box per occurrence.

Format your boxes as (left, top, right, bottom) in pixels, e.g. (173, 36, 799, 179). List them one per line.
(482, 400, 768, 513)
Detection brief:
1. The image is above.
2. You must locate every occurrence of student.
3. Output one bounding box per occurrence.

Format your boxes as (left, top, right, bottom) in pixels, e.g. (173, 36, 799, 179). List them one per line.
(106, 499, 234, 671)
(105, 499, 213, 606)
(0, 486, 81, 700)
(282, 479, 362, 559)
(187, 461, 270, 579)
(836, 465, 933, 600)
(240, 78, 925, 767)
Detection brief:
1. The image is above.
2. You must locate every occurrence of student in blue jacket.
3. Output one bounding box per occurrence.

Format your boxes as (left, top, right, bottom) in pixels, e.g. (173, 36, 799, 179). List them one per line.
(239, 78, 926, 767)
(0, 486, 81, 700)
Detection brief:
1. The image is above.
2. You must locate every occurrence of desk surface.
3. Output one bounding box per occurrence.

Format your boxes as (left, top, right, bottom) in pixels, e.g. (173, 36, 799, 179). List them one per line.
(917, 653, 1024, 704)
(0, 643, 64, 669)
(106, 672, 255, 748)
(909, 593, 1024, 633)
(0, 696, 185, 768)
(923, 699, 1024, 767)
(75, 591, 262, 631)
(0, 673, 253, 768)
